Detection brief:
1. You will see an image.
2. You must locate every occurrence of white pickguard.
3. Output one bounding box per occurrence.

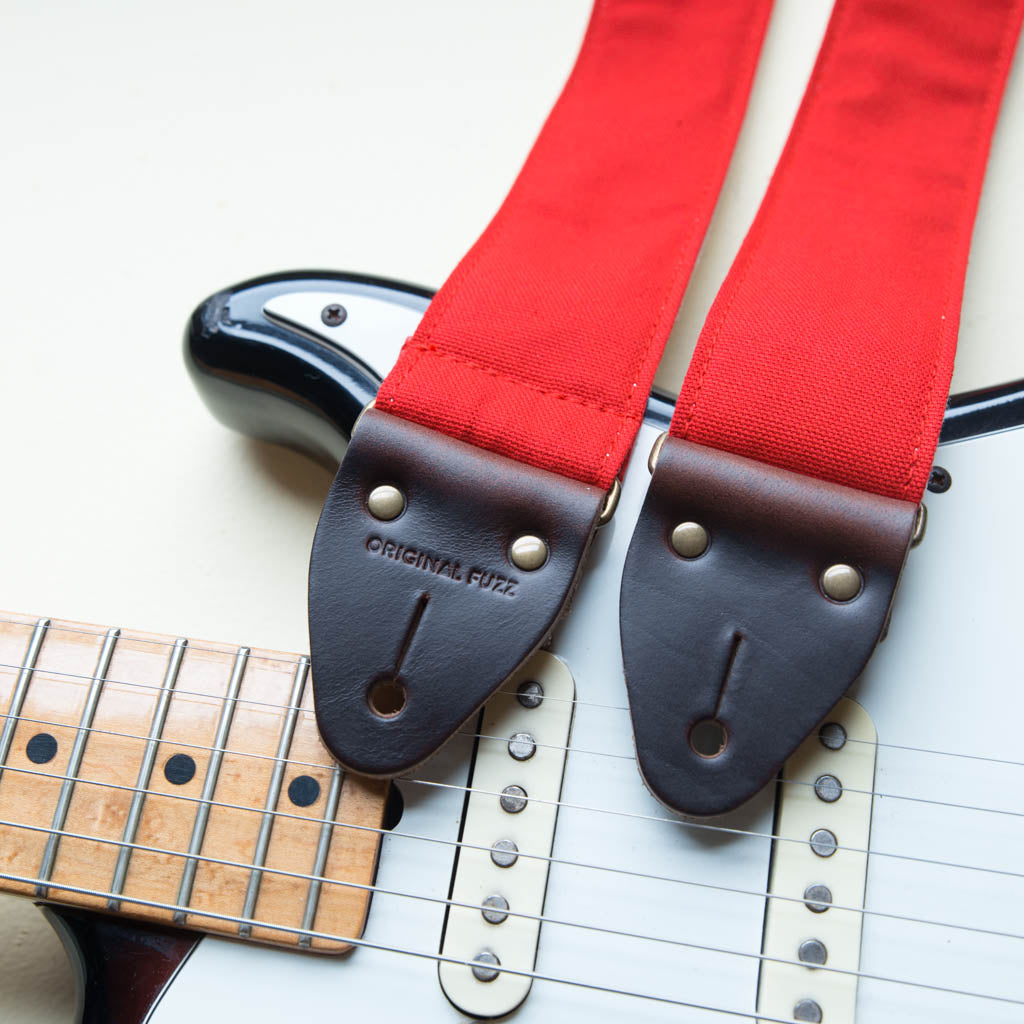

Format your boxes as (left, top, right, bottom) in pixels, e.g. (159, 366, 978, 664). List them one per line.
(152, 295, 1024, 1024)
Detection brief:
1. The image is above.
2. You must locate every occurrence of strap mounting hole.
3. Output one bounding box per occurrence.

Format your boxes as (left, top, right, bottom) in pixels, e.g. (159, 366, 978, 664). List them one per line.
(368, 678, 407, 718)
(690, 718, 728, 758)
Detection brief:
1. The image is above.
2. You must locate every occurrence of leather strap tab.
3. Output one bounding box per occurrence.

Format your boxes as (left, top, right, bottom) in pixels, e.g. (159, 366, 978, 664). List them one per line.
(621, 437, 916, 816)
(309, 0, 774, 773)
(672, 0, 1024, 503)
(621, 0, 1023, 815)
(309, 408, 604, 776)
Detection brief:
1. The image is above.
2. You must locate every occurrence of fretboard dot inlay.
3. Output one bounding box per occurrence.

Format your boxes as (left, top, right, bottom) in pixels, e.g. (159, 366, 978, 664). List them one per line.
(164, 753, 197, 785)
(0, 615, 386, 954)
(288, 775, 321, 807)
(26, 732, 57, 764)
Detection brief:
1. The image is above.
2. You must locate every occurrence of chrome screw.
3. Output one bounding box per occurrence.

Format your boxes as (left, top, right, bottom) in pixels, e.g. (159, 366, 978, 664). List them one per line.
(321, 303, 347, 326)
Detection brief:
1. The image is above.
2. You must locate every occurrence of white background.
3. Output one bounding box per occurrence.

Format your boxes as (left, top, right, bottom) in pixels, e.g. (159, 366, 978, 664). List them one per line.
(1, 1, 1021, 1019)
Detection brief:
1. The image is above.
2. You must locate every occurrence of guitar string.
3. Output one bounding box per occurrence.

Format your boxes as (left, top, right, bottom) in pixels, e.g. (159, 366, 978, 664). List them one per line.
(2, 621, 1023, 773)
(0, 693, 1021, 881)
(2, 648, 1023, 778)
(0, 865, 877, 1024)
(405, 777, 1024, 880)
(0, 618, 1019, 962)
(0, 695, 1019, 826)
(4, 623, 1024, 772)
(3, 758, 1018, 947)
(465, 730, 1024, 821)
(1, 814, 1020, 1007)
(1, 705, 1022, 883)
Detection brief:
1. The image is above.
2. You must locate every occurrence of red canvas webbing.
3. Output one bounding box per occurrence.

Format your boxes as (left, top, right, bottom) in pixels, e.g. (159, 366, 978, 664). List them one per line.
(376, 0, 774, 491)
(671, 0, 1024, 503)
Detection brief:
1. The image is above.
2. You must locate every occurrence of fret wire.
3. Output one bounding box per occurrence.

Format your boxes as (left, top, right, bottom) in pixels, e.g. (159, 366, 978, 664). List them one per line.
(0, 705, 1021, 882)
(108, 637, 187, 910)
(0, 864, 812, 1024)
(239, 655, 310, 937)
(0, 618, 50, 778)
(0, 653, 318, 720)
(0, 758, 1020, 944)
(3, 637, 1024, 773)
(35, 627, 119, 896)
(0, 616, 308, 670)
(298, 763, 344, 948)
(0, 812, 1020, 1008)
(0, 706, 333, 773)
(3, 697, 1023, 826)
(0, 627, 1020, 893)
(174, 645, 249, 923)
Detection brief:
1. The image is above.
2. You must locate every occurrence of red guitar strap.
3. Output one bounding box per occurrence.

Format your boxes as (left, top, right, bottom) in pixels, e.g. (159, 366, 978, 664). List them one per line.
(621, 0, 1024, 815)
(308, 0, 774, 775)
(375, 2, 774, 492)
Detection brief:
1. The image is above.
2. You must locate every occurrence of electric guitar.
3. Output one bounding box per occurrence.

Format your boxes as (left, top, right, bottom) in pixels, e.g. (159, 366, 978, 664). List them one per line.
(2, 270, 1022, 1023)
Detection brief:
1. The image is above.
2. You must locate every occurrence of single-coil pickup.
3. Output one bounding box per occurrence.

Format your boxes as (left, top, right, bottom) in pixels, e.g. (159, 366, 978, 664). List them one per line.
(757, 696, 878, 1024)
(438, 652, 576, 1017)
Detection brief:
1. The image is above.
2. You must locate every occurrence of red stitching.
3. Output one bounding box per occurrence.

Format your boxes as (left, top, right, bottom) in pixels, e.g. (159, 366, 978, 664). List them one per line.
(676, 0, 848, 442)
(599, 0, 773, 473)
(398, 343, 642, 418)
(386, 0, 608, 417)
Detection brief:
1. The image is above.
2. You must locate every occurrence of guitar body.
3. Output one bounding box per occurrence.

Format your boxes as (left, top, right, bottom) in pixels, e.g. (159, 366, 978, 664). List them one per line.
(34, 271, 1024, 1022)
(168, 272, 1024, 1022)
(42, 907, 198, 1024)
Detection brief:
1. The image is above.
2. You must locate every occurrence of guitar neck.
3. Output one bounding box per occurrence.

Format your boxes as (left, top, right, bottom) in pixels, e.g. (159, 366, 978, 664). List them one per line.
(0, 612, 387, 952)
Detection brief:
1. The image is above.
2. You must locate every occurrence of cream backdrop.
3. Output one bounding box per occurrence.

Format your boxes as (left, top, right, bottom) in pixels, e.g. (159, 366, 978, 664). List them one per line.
(1, 1, 1021, 1020)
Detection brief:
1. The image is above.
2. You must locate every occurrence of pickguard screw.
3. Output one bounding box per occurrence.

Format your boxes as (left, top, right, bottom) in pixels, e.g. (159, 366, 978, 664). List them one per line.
(321, 303, 347, 327)
(927, 465, 952, 493)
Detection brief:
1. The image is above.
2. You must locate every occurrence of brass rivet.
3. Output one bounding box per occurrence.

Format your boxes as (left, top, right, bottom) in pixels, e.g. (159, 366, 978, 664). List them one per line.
(671, 522, 709, 559)
(510, 535, 548, 571)
(648, 431, 668, 474)
(821, 563, 862, 602)
(597, 478, 621, 527)
(351, 398, 375, 437)
(367, 484, 405, 521)
(911, 502, 927, 547)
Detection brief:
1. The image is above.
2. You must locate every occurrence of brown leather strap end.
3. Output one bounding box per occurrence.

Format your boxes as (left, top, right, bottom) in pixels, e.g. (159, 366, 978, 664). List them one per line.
(308, 408, 606, 776)
(620, 437, 916, 816)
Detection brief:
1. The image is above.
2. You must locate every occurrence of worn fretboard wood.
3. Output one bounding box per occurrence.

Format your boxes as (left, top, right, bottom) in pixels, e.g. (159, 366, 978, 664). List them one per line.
(0, 612, 387, 953)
